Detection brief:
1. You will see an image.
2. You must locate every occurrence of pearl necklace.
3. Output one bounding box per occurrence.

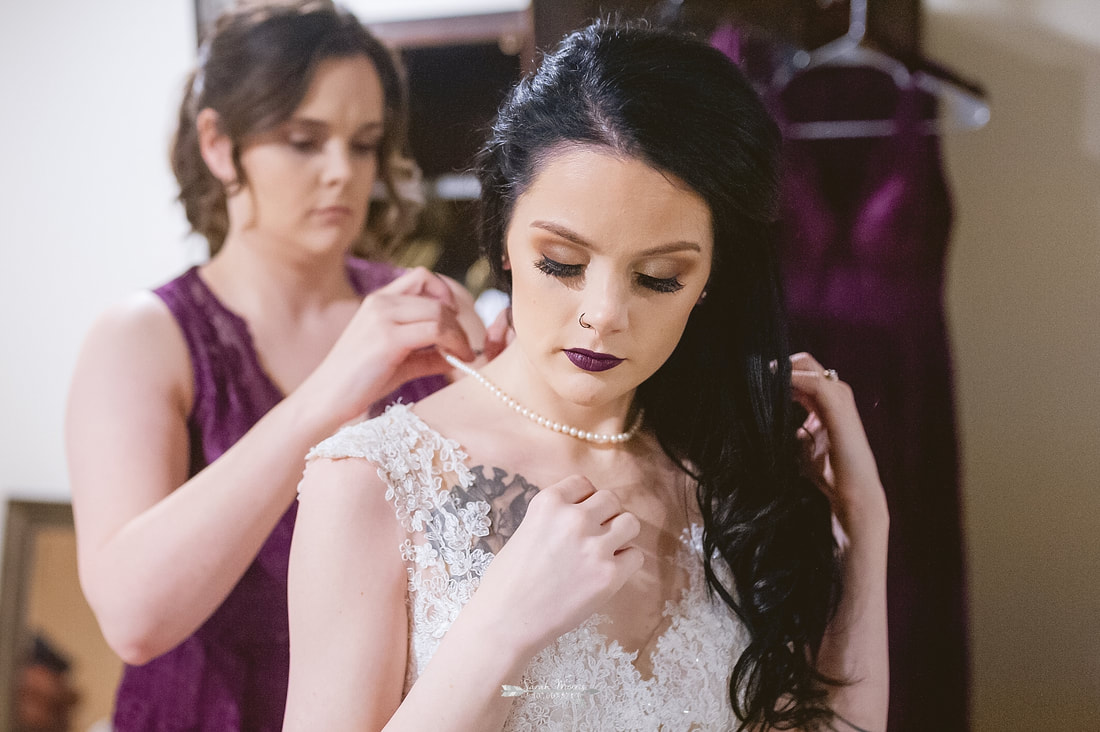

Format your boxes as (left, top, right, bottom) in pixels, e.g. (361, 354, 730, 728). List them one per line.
(443, 353, 644, 445)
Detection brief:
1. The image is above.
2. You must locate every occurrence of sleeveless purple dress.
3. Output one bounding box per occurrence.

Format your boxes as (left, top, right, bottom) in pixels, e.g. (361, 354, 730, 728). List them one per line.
(774, 67, 970, 732)
(113, 258, 447, 731)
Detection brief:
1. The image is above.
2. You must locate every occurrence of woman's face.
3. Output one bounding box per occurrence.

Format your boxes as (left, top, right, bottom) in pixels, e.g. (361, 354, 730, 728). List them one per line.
(505, 144, 713, 410)
(233, 55, 383, 255)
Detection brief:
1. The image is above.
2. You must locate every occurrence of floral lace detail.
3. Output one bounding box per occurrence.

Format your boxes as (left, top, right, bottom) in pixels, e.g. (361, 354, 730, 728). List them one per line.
(307, 404, 749, 731)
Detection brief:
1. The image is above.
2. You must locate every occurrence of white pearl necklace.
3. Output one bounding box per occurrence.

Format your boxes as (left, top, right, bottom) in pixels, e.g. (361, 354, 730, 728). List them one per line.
(443, 353, 644, 445)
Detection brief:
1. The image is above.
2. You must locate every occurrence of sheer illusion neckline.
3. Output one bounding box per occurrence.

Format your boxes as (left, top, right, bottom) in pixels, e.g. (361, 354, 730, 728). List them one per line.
(306, 403, 747, 729)
(397, 405, 708, 682)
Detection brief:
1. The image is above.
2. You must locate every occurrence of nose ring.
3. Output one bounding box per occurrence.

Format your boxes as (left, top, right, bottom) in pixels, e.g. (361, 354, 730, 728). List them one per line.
(579, 313, 593, 329)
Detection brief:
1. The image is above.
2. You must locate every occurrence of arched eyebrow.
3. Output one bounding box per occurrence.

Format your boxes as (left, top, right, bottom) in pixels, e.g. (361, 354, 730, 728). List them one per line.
(287, 118, 383, 136)
(529, 220, 703, 256)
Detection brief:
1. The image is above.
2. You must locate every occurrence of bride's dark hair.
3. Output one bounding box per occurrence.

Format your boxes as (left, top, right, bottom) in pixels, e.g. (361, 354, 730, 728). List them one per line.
(474, 19, 842, 730)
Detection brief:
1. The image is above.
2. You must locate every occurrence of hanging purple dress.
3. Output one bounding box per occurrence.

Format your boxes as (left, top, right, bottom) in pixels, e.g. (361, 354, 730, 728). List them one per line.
(112, 258, 447, 731)
(774, 66, 970, 731)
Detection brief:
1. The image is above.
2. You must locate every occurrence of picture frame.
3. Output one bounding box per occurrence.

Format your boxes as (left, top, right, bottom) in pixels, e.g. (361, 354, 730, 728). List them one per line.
(0, 499, 122, 730)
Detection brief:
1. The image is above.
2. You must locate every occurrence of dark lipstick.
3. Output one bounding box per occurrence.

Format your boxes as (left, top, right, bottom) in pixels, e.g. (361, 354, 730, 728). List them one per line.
(565, 348, 624, 372)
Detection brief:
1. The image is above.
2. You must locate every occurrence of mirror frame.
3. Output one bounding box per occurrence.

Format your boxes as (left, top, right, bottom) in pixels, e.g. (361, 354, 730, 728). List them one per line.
(0, 499, 75, 729)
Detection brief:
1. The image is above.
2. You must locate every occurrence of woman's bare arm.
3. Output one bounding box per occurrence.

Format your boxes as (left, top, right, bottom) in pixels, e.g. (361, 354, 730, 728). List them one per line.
(67, 269, 478, 664)
(790, 352, 890, 732)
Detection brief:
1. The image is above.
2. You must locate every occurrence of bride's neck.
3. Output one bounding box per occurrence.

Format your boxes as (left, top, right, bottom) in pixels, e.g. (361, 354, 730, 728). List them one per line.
(477, 346, 639, 440)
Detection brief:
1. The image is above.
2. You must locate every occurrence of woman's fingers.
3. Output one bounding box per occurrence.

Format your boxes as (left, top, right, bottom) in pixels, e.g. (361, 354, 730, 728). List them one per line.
(483, 307, 514, 361)
(383, 266, 456, 306)
(373, 292, 476, 363)
(541, 475, 598, 505)
(603, 511, 642, 551)
(435, 273, 488, 360)
(580, 488, 625, 525)
(787, 352, 887, 535)
(298, 268, 488, 423)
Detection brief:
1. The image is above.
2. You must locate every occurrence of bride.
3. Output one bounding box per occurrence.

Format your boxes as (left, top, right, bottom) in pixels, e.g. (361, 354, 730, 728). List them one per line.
(284, 20, 888, 732)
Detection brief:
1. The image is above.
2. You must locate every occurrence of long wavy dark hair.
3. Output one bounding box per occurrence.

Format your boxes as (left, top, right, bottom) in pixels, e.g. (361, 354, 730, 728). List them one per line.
(474, 20, 843, 730)
(172, 0, 420, 257)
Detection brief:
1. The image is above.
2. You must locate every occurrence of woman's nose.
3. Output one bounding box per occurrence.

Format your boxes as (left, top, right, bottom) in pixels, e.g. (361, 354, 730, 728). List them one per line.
(578, 275, 629, 334)
(320, 142, 352, 185)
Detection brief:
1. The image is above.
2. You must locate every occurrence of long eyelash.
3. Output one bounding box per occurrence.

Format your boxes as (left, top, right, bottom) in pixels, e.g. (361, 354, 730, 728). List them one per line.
(535, 257, 684, 294)
(534, 257, 584, 278)
(637, 274, 685, 293)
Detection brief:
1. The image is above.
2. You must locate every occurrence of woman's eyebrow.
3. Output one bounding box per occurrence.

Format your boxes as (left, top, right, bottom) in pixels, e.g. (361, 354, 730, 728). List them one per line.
(530, 220, 591, 247)
(287, 118, 383, 135)
(529, 219, 702, 256)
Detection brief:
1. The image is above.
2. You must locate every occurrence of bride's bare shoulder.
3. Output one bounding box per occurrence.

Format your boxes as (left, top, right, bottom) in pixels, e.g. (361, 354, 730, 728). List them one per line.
(407, 373, 499, 438)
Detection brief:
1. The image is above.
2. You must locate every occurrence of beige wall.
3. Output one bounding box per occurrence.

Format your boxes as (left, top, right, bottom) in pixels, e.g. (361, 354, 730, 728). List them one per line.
(927, 1, 1100, 728)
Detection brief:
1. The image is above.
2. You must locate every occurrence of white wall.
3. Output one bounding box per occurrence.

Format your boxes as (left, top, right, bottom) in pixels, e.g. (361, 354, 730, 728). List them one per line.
(927, 0, 1100, 728)
(0, 1, 199, 516)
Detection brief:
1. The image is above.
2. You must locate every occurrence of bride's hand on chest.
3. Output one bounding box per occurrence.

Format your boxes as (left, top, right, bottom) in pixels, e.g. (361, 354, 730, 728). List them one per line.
(468, 474, 644, 655)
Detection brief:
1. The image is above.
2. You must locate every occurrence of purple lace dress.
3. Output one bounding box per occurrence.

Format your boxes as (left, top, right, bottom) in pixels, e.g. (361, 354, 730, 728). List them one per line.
(112, 258, 447, 731)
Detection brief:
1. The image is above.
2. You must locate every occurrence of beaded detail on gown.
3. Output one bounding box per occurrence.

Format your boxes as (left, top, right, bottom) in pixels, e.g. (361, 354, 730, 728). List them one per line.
(307, 404, 749, 731)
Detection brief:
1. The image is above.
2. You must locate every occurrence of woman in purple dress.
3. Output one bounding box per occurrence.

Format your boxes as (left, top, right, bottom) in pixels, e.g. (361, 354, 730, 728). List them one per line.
(64, 3, 488, 729)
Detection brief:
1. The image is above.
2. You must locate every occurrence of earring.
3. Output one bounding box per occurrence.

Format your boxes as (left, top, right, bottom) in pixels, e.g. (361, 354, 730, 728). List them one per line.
(696, 289, 708, 306)
(579, 312, 593, 329)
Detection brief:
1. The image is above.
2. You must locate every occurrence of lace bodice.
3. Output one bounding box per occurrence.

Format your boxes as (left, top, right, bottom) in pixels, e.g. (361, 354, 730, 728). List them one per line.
(307, 404, 749, 731)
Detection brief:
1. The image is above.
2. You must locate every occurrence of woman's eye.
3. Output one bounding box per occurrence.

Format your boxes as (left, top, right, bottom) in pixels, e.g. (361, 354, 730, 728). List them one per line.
(288, 138, 320, 153)
(534, 257, 584, 279)
(352, 141, 380, 156)
(636, 273, 685, 293)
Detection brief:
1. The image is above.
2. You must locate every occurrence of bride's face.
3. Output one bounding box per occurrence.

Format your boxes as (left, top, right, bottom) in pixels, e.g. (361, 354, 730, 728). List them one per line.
(504, 144, 713, 410)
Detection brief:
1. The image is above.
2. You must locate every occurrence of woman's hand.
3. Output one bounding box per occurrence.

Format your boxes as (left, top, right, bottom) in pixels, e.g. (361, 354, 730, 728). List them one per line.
(482, 306, 514, 362)
(469, 475, 644, 656)
(790, 353, 891, 730)
(299, 268, 483, 424)
(789, 353, 888, 544)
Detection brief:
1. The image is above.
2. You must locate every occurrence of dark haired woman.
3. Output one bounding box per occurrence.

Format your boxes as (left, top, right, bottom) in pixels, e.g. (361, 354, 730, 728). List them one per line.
(64, 2, 488, 729)
(287, 19, 889, 732)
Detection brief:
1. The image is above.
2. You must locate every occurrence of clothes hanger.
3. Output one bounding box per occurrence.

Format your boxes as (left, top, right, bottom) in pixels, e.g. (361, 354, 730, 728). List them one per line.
(771, 0, 990, 139)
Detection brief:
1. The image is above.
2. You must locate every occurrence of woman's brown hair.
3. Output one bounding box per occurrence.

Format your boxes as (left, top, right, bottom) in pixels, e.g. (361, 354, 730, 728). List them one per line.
(172, 0, 420, 257)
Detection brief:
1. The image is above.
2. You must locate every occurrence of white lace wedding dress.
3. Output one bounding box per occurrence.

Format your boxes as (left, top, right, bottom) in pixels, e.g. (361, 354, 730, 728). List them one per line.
(307, 404, 749, 731)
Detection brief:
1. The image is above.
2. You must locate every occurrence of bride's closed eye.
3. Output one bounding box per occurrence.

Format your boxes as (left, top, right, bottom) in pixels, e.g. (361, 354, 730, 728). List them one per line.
(534, 256, 685, 294)
(534, 256, 583, 279)
(636, 273, 684, 293)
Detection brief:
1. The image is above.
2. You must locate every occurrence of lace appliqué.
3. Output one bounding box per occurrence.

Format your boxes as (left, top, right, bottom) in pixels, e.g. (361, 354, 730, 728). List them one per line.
(307, 404, 748, 731)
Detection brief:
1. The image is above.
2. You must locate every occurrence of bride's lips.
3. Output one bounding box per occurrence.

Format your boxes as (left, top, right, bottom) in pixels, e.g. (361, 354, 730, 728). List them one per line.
(565, 348, 624, 372)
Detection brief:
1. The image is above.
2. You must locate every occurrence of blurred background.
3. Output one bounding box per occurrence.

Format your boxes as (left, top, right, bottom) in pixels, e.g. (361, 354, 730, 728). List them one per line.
(0, 1, 1096, 729)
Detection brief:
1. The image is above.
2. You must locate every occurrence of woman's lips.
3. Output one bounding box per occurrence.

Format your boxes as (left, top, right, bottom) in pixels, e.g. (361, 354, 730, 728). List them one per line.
(313, 206, 353, 223)
(565, 348, 624, 372)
